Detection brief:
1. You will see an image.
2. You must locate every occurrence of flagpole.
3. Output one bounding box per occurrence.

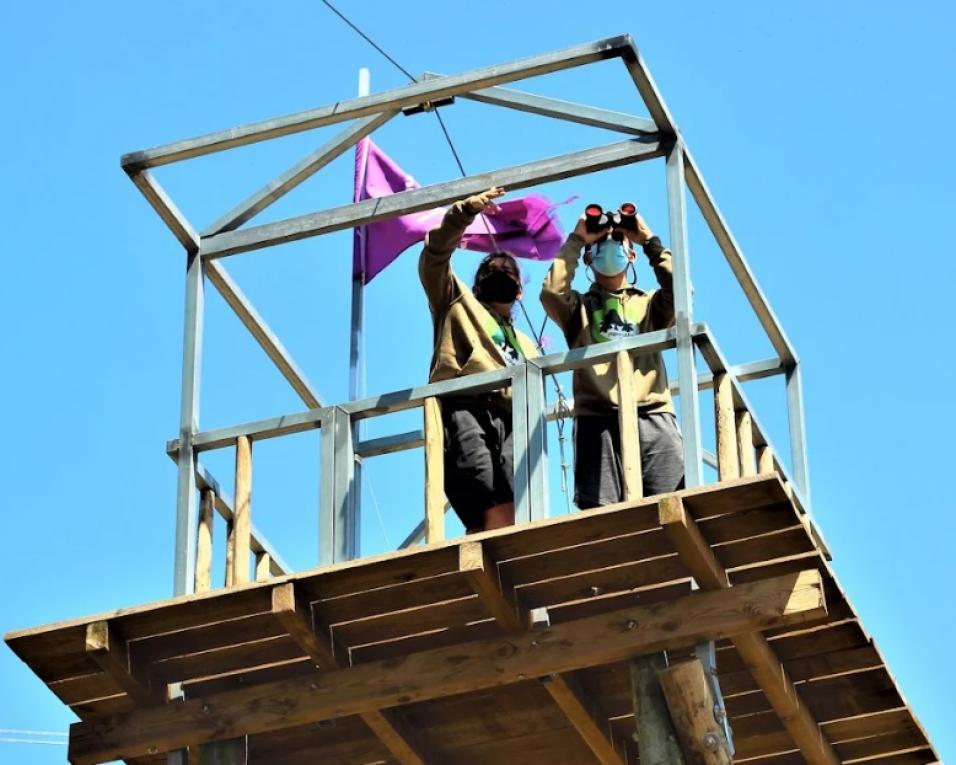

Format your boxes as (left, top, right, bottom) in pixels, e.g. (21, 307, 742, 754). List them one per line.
(347, 66, 371, 560)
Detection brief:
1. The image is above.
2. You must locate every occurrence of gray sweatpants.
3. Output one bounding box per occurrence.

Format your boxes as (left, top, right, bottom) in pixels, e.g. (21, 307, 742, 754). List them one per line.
(573, 410, 685, 509)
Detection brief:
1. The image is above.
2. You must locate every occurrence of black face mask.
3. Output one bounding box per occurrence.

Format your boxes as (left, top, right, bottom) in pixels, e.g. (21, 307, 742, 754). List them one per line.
(477, 269, 520, 304)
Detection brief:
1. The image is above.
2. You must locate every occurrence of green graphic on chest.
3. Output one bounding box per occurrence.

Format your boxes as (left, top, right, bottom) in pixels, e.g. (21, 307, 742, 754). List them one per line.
(591, 295, 642, 343)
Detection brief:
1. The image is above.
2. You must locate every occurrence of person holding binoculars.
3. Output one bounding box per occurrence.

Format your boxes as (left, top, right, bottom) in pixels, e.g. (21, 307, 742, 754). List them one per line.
(419, 186, 538, 533)
(540, 202, 684, 509)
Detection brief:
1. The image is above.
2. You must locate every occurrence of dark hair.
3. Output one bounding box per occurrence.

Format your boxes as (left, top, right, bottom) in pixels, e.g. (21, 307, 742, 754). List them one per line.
(472, 251, 520, 297)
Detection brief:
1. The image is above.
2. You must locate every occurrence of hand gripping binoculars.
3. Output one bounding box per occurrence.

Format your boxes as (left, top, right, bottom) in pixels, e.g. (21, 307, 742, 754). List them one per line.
(584, 202, 639, 236)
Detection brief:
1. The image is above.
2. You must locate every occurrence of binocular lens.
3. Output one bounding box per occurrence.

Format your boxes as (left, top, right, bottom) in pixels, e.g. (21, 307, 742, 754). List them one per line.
(584, 204, 603, 218)
(620, 202, 636, 216)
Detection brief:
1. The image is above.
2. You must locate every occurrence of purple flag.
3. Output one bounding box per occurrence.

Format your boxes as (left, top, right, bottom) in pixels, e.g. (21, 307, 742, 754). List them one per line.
(353, 137, 567, 283)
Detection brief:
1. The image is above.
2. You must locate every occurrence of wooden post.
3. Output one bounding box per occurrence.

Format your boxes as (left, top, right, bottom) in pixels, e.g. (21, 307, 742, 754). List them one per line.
(756, 444, 775, 475)
(196, 737, 247, 764)
(735, 410, 756, 478)
(255, 552, 272, 582)
(423, 397, 445, 544)
(631, 653, 686, 765)
(616, 350, 643, 501)
(224, 520, 235, 587)
(659, 659, 732, 765)
(713, 374, 739, 481)
(232, 436, 252, 585)
(195, 489, 215, 593)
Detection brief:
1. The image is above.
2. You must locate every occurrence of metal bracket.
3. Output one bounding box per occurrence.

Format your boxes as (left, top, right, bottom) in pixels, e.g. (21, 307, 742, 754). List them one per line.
(401, 96, 455, 116)
(695, 641, 735, 756)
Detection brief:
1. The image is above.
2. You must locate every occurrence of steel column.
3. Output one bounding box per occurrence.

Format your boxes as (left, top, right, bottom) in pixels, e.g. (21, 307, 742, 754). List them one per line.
(525, 362, 549, 521)
(172, 248, 204, 596)
(786, 363, 812, 511)
(511, 368, 531, 524)
(666, 143, 703, 487)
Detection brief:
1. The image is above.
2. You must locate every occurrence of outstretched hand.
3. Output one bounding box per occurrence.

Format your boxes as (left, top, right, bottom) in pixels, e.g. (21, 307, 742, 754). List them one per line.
(463, 186, 505, 215)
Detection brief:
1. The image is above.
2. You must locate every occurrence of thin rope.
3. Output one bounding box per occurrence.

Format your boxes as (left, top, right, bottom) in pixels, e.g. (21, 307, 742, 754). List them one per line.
(364, 466, 392, 548)
(320, 0, 573, 509)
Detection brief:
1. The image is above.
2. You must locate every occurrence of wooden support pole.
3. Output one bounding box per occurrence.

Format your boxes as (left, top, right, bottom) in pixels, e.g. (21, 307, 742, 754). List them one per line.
(659, 659, 732, 765)
(713, 374, 739, 481)
(657, 496, 839, 765)
(195, 489, 215, 594)
(735, 411, 756, 478)
(196, 738, 247, 764)
(631, 653, 685, 765)
(232, 436, 252, 585)
(224, 520, 235, 588)
(85, 621, 160, 707)
(423, 397, 445, 544)
(756, 444, 775, 476)
(254, 552, 272, 581)
(616, 350, 643, 500)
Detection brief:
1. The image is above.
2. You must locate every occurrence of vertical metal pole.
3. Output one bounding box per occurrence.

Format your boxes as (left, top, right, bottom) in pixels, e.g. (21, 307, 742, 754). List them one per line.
(320, 407, 354, 565)
(347, 66, 371, 559)
(173, 247, 204, 596)
(168, 247, 203, 765)
(666, 143, 703, 487)
(785, 363, 812, 510)
(525, 362, 549, 521)
(512, 367, 532, 524)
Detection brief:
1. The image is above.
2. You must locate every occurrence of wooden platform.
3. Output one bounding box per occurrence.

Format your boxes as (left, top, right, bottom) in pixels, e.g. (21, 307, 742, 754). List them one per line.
(5, 475, 939, 764)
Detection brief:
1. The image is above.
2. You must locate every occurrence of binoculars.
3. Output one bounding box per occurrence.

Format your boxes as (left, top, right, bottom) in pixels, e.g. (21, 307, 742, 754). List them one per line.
(584, 202, 638, 235)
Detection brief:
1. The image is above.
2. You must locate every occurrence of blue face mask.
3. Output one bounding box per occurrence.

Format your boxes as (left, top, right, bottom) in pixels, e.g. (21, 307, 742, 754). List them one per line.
(590, 239, 630, 277)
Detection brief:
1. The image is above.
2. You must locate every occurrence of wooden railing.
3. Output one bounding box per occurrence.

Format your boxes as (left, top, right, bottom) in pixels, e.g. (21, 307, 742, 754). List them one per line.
(168, 323, 820, 588)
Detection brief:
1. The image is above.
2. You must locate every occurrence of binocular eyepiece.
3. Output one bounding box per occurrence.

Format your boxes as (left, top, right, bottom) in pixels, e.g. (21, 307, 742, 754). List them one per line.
(584, 202, 638, 235)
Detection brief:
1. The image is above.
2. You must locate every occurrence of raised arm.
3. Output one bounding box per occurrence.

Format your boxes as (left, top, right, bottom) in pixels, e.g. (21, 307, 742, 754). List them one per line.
(419, 187, 505, 314)
(628, 210, 675, 329)
(540, 215, 604, 338)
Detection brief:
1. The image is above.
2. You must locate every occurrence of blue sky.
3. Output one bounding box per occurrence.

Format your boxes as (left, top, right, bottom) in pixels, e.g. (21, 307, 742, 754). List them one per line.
(1, 1, 953, 762)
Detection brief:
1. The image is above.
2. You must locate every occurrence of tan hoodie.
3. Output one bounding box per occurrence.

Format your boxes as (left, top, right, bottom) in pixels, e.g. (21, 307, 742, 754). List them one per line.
(419, 201, 538, 410)
(540, 233, 675, 416)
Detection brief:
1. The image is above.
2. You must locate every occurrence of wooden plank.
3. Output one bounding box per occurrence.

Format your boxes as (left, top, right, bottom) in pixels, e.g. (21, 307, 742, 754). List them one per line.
(424, 396, 445, 543)
(332, 596, 487, 647)
(659, 659, 732, 764)
(657, 496, 840, 765)
(361, 709, 430, 765)
(616, 350, 643, 500)
(713, 374, 739, 481)
(736, 411, 757, 478)
(757, 445, 775, 475)
(85, 622, 160, 707)
(195, 489, 215, 593)
(150, 635, 305, 684)
(233, 435, 252, 585)
(68, 571, 826, 763)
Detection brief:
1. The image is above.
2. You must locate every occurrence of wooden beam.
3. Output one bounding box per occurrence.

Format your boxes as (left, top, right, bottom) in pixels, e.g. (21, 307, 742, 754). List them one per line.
(659, 659, 732, 765)
(756, 445, 775, 476)
(270, 583, 429, 765)
(85, 622, 160, 708)
(458, 541, 625, 764)
(195, 489, 215, 594)
(69, 571, 826, 763)
(232, 436, 252, 585)
(270, 583, 336, 668)
(423, 397, 445, 543)
(631, 652, 685, 765)
(616, 350, 643, 500)
(736, 411, 756, 478)
(657, 496, 839, 765)
(713, 374, 739, 481)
